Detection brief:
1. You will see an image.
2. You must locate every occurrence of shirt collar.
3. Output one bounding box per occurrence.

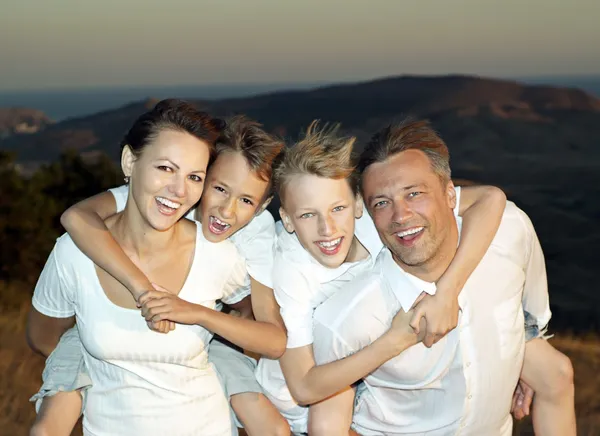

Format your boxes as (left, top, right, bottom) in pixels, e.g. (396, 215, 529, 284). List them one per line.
(379, 249, 436, 310)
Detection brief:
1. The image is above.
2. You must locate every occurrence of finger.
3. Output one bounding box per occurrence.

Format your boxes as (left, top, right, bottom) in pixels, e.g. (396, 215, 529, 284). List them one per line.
(409, 309, 424, 333)
(144, 305, 171, 321)
(138, 290, 165, 305)
(141, 297, 169, 311)
(423, 333, 435, 348)
(169, 321, 176, 331)
(151, 312, 169, 323)
(522, 388, 534, 415)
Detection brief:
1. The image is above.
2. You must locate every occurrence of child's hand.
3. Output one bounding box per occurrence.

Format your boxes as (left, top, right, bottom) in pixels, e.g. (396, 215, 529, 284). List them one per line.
(511, 379, 534, 420)
(136, 284, 176, 334)
(138, 284, 204, 326)
(409, 292, 459, 348)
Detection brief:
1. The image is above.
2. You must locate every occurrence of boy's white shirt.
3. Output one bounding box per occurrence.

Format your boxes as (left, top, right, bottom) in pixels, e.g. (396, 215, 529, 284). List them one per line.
(255, 188, 463, 432)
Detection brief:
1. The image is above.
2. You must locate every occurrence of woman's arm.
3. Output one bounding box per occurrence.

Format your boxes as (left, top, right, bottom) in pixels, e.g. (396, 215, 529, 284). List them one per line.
(139, 277, 288, 359)
(410, 184, 507, 346)
(60, 191, 152, 299)
(26, 308, 75, 357)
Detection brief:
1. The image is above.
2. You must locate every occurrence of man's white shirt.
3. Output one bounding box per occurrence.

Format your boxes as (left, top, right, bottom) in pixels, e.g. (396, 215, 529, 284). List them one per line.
(313, 201, 551, 436)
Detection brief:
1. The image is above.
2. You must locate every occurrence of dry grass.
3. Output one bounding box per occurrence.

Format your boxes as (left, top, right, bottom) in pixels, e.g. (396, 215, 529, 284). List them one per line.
(1, 293, 598, 435)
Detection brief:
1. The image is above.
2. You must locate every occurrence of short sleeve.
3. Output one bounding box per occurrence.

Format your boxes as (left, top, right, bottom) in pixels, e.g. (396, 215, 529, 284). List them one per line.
(108, 185, 129, 212)
(453, 186, 461, 218)
(517, 207, 551, 330)
(273, 256, 317, 349)
(32, 235, 77, 318)
(109, 184, 197, 220)
(229, 210, 276, 288)
(312, 318, 356, 365)
(221, 250, 250, 305)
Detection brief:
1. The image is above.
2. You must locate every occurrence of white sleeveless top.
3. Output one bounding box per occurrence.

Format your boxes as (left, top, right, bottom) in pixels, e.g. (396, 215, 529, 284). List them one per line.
(32, 223, 247, 436)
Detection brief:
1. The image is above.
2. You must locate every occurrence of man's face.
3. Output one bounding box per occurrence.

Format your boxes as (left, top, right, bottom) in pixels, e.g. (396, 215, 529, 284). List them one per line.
(199, 151, 270, 242)
(279, 174, 362, 269)
(362, 149, 456, 269)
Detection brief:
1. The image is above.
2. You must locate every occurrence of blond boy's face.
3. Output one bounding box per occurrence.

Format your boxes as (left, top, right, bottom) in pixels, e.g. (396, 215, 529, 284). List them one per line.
(279, 174, 362, 269)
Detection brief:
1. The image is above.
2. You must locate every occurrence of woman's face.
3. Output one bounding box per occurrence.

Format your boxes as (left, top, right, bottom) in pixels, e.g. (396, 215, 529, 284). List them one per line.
(124, 129, 211, 231)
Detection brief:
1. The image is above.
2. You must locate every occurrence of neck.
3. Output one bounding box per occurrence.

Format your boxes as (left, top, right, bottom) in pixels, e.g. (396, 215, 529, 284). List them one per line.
(111, 204, 179, 261)
(394, 215, 458, 283)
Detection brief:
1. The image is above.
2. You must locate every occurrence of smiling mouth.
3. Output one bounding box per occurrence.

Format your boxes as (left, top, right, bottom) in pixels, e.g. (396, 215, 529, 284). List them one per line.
(208, 216, 231, 234)
(394, 227, 424, 245)
(315, 237, 343, 255)
(155, 196, 182, 216)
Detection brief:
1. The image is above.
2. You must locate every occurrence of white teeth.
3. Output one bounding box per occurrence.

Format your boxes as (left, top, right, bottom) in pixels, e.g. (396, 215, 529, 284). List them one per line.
(397, 227, 423, 238)
(211, 216, 230, 228)
(318, 237, 342, 248)
(156, 197, 181, 209)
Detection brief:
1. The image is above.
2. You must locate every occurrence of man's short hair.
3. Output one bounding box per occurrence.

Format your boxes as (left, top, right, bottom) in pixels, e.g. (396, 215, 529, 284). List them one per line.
(358, 118, 451, 185)
(216, 115, 284, 199)
(273, 120, 359, 204)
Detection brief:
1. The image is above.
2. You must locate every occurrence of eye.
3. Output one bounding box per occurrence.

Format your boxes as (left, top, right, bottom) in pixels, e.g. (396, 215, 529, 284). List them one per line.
(300, 213, 315, 219)
(213, 186, 226, 193)
(241, 198, 254, 206)
(188, 174, 203, 183)
(332, 205, 346, 212)
(373, 200, 389, 209)
(157, 165, 173, 172)
(408, 191, 422, 199)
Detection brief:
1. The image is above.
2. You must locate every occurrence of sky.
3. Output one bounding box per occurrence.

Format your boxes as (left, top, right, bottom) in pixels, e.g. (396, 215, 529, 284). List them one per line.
(1, 0, 599, 91)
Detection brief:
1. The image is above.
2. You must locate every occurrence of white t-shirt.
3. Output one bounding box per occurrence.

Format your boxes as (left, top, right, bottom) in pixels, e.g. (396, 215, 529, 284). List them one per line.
(312, 202, 551, 436)
(255, 188, 463, 433)
(109, 184, 276, 291)
(32, 223, 248, 436)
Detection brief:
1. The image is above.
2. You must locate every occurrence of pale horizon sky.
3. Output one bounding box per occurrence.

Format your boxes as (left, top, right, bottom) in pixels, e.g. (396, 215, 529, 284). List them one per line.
(1, 0, 599, 92)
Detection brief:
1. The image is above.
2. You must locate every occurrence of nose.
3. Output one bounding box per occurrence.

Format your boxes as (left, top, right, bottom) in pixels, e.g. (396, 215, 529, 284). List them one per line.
(169, 174, 186, 198)
(219, 197, 236, 219)
(318, 214, 336, 237)
(391, 199, 413, 225)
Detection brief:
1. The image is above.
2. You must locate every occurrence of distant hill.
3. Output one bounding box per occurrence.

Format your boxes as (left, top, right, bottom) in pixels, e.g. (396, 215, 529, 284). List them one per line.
(1, 74, 599, 331)
(0, 108, 53, 138)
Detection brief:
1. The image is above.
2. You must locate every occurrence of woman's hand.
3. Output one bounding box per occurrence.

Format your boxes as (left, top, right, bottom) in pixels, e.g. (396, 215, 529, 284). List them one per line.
(138, 284, 205, 326)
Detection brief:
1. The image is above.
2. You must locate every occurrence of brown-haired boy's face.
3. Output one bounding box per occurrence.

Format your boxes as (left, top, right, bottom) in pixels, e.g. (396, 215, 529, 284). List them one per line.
(362, 149, 456, 270)
(279, 174, 362, 269)
(199, 151, 270, 242)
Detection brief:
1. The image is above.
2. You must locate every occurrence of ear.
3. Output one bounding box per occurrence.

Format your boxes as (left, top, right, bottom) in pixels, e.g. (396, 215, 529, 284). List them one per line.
(445, 180, 457, 211)
(279, 207, 294, 233)
(354, 193, 364, 219)
(121, 145, 136, 180)
(256, 195, 273, 216)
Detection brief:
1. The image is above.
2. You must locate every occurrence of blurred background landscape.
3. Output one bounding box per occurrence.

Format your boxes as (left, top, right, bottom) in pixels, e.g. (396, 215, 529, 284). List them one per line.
(1, 0, 599, 434)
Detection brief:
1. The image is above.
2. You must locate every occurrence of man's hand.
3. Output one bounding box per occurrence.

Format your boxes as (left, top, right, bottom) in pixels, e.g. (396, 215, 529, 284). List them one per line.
(132, 285, 175, 334)
(410, 292, 459, 348)
(511, 379, 534, 420)
(138, 284, 205, 326)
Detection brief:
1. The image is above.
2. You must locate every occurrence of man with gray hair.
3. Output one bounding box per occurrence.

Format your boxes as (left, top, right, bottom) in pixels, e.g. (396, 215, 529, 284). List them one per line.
(312, 119, 552, 435)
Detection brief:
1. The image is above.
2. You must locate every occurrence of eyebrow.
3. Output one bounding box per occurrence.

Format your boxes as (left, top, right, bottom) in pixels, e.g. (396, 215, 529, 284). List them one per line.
(156, 158, 206, 175)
